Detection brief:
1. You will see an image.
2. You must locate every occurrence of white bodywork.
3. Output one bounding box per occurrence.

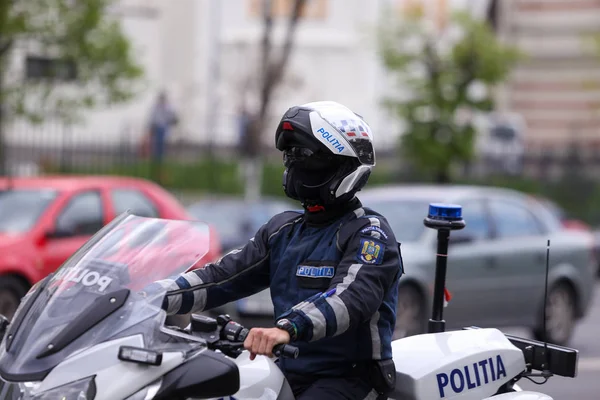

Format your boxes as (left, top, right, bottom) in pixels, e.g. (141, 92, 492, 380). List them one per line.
(27, 335, 185, 400)
(208, 351, 287, 400)
(390, 328, 528, 400)
(16, 328, 559, 400)
(17, 331, 286, 400)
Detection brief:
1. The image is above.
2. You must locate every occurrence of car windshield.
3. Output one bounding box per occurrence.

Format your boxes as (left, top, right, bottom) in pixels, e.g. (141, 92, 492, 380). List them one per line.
(0, 214, 211, 381)
(359, 198, 433, 242)
(0, 189, 58, 233)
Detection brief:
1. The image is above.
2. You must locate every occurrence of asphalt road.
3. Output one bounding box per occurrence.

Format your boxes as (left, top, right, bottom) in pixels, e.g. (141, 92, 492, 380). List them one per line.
(505, 283, 600, 399)
(238, 283, 600, 399)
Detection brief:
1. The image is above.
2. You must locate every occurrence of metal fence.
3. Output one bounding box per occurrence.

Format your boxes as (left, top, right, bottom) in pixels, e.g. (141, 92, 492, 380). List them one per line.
(2, 126, 600, 180)
(3, 124, 600, 219)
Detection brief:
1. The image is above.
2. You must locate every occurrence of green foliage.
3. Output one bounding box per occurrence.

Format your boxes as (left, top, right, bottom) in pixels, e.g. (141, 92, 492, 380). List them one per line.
(0, 0, 143, 123)
(379, 10, 522, 182)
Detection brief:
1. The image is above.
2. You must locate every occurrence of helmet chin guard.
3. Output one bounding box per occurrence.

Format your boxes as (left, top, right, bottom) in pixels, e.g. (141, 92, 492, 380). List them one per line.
(282, 157, 371, 206)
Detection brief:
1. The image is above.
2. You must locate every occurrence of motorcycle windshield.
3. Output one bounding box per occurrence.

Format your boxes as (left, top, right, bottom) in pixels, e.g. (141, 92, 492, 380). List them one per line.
(0, 213, 211, 381)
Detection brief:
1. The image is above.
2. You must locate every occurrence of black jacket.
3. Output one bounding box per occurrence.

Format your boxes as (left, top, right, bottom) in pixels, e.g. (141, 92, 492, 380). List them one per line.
(160, 198, 403, 376)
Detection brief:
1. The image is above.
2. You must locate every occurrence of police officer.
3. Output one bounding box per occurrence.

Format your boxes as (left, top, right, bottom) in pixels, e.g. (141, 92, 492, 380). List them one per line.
(158, 101, 403, 399)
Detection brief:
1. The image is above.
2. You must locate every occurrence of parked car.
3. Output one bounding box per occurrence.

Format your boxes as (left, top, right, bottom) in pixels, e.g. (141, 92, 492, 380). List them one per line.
(235, 185, 596, 346)
(0, 175, 222, 320)
(536, 198, 600, 277)
(534, 197, 591, 232)
(187, 196, 295, 252)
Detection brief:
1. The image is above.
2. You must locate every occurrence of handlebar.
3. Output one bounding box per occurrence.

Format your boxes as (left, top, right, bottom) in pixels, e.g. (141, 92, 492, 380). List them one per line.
(235, 324, 299, 359)
(273, 343, 300, 359)
(189, 314, 300, 360)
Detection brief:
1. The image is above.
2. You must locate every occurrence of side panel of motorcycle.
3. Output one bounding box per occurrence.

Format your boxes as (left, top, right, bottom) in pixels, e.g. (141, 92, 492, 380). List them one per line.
(33, 334, 185, 400)
(154, 350, 240, 399)
(390, 328, 526, 400)
(205, 352, 288, 400)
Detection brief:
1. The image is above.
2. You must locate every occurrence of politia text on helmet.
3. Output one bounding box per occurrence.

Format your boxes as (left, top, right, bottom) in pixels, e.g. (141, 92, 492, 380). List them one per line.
(317, 127, 345, 153)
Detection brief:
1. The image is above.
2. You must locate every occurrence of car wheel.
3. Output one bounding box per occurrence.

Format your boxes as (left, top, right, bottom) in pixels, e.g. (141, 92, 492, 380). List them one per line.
(393, 284, 426, 340)
(533, 282, 576, 346)
(0, 276, 29, 321)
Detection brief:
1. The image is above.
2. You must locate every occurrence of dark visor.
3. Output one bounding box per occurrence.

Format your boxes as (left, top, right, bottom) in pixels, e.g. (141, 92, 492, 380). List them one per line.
(283, 147, 340, 169)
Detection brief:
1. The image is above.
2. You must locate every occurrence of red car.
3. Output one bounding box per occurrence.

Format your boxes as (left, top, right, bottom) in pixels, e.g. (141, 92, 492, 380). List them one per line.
(0, 176, 222, 320)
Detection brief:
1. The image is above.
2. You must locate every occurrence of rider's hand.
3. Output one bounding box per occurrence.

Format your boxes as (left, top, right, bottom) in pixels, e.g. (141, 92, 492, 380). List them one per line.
(243, 327, 290, 360)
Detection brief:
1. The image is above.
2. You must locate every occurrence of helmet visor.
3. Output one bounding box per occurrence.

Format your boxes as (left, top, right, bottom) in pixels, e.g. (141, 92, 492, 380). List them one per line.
(283, 147, 339, 171)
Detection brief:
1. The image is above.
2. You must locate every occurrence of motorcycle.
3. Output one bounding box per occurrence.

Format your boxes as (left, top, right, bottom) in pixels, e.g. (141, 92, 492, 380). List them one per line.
(0, 207, 578, 399)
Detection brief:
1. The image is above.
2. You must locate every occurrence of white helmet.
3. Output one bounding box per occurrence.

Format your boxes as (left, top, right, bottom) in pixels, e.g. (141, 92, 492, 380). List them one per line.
(274, 101, 376, 205)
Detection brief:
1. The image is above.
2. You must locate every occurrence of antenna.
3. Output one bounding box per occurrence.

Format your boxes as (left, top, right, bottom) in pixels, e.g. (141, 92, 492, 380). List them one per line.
(541, 239, 552, 378)
(518, 238, 554, 384)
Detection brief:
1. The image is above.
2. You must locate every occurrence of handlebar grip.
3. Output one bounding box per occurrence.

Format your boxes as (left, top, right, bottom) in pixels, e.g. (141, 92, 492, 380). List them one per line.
(273, 344, 299, 359)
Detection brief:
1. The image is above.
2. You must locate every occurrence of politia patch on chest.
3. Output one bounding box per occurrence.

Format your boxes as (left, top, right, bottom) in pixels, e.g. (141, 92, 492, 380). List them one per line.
(296, 265, 335, 278)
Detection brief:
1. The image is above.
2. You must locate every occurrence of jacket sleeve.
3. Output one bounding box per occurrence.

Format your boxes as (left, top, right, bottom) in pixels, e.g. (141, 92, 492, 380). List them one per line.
(158, 212, 302, 315)
(280, 215, 402, 342)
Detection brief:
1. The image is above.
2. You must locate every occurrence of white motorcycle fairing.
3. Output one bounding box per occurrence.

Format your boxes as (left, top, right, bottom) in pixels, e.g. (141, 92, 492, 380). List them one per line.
(21, 335, 184, 400)
(11, 326, 555, 400)
(16, 331, 290, 400)
(207, 351, 290, 400)
(390, 328, 530, 400)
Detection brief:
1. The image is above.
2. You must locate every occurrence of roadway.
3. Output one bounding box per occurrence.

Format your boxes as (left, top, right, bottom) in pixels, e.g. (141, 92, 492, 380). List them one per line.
(507, 283, 600, 399)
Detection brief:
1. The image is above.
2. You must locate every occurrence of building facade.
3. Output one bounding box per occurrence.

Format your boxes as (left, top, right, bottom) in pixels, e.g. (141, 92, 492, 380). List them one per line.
(206, 0, 493, 150)
(498, 0, 600, 150)
(6, 0, 506, 155)
(5, 0, 202, 149)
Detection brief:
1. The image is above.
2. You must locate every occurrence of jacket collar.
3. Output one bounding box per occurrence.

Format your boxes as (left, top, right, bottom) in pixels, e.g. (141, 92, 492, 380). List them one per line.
(302, 197, 362, 227)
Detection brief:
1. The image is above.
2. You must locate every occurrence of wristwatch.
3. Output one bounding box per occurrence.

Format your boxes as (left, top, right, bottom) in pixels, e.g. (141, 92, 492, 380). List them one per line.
(276, 318, 298, 341)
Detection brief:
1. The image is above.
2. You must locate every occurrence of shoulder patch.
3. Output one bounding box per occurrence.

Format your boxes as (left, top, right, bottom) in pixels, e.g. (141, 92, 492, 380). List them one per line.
(359, 225, 389, 240)
(357, 238, 385, 265)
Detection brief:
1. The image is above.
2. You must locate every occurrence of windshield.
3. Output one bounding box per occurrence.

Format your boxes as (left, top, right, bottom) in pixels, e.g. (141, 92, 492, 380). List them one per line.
(0, 189, 57, 233)
(0, 213, 211, 381)
(360, 199, 432, 242)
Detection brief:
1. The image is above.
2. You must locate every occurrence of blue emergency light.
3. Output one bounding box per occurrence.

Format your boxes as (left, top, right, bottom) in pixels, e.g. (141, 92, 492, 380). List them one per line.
(425, 202, 465, 334)
(427, 203, 462, 221)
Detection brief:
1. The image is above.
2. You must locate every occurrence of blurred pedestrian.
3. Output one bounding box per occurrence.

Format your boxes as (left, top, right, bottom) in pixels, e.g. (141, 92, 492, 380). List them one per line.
(237, 105, 251, 154)
(145, 91, 178, 183)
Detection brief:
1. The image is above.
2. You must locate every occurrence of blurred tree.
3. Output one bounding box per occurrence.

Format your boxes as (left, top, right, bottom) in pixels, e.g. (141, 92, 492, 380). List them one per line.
(0, 0, 143, 174)
(241, 0, 307, 201)
(379, 7, 521, 183)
